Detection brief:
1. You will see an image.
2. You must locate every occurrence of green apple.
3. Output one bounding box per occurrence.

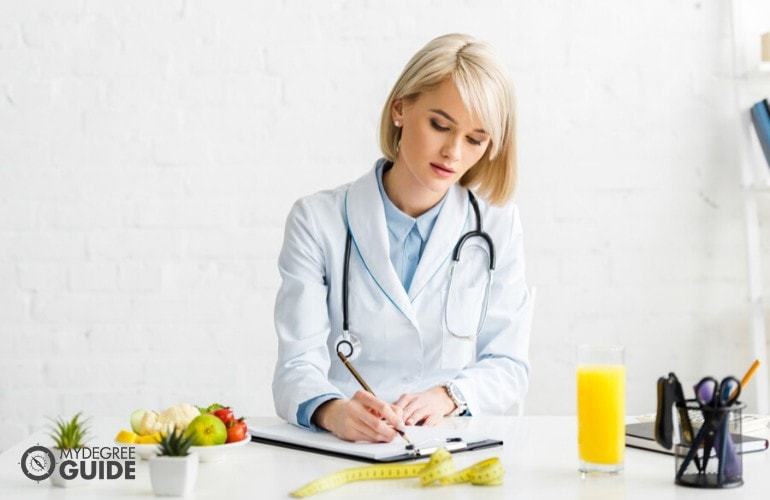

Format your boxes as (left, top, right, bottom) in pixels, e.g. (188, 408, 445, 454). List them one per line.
(185, 414, 227, 446)
(130, 409, 146, 434)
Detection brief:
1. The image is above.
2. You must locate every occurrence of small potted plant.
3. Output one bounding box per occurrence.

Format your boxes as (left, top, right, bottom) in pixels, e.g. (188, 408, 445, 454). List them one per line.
(47, 412, 90, 488)
(148, 428, 199, 497)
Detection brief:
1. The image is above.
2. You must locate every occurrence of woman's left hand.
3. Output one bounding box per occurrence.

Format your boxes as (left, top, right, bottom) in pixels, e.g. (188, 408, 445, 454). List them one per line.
(394, 386, 456, 426)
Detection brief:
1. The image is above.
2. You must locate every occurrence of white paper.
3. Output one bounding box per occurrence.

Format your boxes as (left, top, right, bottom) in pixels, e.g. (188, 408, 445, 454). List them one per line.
(248, 422, 491, 461)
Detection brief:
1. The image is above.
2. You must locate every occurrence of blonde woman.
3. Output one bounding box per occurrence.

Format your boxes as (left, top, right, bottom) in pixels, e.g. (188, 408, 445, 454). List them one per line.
(273, 34, 531, 442)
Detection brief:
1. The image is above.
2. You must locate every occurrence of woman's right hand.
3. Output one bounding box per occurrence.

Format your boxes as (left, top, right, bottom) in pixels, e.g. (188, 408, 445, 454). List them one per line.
(312, 390, 405, 442)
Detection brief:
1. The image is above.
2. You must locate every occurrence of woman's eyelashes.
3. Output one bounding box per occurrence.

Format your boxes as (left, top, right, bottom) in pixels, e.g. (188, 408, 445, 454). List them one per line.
(429, 119, 484, 146)
(430, 119, 449, 132)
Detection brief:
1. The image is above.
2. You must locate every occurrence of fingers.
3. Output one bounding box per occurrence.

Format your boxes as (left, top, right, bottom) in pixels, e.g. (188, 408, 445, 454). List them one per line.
(345, 414, 397, 442)
(397, 393, 432, 426)
(352, 390, 405, 430)
(322, 389, 453, 442)
(395, 388, 451, 426)
(341, 391, 401, 442)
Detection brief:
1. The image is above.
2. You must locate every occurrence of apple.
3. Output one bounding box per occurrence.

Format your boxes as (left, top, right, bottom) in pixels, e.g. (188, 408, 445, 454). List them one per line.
(185, 414, 227, 446)
(130, 409, 146, 434)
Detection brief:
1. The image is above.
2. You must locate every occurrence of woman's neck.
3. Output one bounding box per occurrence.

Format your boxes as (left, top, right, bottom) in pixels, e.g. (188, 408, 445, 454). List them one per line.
(382, 161, 446, 218)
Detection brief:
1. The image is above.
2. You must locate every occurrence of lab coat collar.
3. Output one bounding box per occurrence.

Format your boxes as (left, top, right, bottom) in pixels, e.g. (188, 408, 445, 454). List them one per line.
(408, 181, 467, 301)
(345, 160, 469, 324)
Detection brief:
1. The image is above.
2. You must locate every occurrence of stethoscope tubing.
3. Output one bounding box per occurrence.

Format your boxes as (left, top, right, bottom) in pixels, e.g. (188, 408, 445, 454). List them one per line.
(339, 190, 495, 357)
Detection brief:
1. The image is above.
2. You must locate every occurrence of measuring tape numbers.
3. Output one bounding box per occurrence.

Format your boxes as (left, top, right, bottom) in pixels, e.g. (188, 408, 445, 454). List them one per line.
(290, 447, 504, 498)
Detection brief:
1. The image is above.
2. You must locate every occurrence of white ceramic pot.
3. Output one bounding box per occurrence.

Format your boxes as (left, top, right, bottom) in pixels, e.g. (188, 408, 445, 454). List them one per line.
(148, 452, 199, 497)
(50, 449, 87, 488)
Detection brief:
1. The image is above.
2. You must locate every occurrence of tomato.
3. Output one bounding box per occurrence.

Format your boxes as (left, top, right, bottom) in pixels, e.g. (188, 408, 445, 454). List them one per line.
(226, 418, 247, 443)
(212, 407, 235, 426)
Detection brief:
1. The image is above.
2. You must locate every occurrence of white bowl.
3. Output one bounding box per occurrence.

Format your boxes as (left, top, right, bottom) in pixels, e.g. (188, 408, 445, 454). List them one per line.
(117, 434, 250, 462)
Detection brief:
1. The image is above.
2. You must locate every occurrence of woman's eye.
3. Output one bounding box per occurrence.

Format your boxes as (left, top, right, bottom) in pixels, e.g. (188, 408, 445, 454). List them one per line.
(430, 119, 449, 132)
(466, 136, 482, 146)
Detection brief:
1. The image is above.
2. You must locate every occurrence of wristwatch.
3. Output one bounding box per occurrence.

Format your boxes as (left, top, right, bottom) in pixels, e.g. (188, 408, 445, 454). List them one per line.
(442, 382, 468, 416)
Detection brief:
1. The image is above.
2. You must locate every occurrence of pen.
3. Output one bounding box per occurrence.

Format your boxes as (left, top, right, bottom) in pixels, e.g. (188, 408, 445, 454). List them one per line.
(337, 350, 412, 445)
(731, 359, 761, 399)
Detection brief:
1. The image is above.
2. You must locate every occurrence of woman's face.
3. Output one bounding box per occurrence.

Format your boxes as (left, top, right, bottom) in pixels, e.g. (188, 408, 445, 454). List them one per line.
(391, 79, 490, 201)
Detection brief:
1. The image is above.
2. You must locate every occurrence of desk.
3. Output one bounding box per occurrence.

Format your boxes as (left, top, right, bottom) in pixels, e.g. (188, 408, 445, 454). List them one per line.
(1, 416, 768, 499)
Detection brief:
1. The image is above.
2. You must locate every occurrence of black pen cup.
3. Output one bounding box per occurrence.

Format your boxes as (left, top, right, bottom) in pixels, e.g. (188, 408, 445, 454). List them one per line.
(674, 400, 744, 488)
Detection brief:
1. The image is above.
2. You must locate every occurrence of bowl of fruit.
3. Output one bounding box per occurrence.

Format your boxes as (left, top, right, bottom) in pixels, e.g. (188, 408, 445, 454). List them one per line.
(115, 403, 250, 462)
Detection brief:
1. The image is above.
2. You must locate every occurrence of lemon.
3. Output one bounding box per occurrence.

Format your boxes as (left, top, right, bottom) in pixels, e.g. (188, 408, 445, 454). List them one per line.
(136, 432, 162, 444)
(115, 429, 137, 444)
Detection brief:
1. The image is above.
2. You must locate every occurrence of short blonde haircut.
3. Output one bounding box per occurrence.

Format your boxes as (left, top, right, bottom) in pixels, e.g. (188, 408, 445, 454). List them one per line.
(379, 33, 517, 206)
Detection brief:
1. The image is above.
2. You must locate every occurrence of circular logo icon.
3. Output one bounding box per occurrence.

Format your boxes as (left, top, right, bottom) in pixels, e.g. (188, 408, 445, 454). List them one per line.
(20, 445, 56, 482)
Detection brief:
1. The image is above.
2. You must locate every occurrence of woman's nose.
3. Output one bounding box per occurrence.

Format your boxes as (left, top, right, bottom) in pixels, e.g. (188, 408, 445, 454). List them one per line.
(440, 136, 461, 162)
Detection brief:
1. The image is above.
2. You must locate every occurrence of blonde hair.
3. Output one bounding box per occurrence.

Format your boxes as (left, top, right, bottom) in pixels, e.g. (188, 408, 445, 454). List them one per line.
(379, 33, 517, 205)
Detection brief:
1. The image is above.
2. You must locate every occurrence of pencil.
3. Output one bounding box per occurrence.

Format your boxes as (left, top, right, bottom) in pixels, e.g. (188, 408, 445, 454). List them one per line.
(740, 359, 761, 389)
(731, 359, 761, 399)
(337, 350, 412, 445)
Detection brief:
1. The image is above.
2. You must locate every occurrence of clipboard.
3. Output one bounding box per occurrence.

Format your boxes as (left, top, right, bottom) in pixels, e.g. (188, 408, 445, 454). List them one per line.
(249, 422, 503, 463)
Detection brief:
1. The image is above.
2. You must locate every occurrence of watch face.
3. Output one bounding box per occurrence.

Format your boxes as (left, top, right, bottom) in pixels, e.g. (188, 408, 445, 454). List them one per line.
(20, 445, 56, 482)
(448, 384, 466, 404)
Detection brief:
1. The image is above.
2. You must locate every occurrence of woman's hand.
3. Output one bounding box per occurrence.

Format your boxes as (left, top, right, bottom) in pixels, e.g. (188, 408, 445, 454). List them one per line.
(312, 391, 406, 442)
(394, 386, 456, 426)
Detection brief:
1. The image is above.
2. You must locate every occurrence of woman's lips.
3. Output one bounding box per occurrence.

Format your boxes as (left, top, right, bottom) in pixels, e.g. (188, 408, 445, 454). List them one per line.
(430, 162, 455, 178)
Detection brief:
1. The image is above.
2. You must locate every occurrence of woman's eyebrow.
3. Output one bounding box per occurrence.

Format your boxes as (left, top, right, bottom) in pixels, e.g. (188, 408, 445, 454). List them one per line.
(429, 108, 487, 134)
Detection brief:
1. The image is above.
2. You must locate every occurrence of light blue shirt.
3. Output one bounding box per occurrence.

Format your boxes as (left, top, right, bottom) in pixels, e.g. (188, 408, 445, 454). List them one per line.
(376, 161, 446, 291)
(296, 160, 447, 429)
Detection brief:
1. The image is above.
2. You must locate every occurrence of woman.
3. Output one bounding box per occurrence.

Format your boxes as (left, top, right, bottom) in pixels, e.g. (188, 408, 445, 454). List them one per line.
(273, 33, 531, 443)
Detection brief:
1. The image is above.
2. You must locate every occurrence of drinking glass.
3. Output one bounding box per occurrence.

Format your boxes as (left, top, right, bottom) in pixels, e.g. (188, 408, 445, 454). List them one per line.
(577, 344, 625, 474)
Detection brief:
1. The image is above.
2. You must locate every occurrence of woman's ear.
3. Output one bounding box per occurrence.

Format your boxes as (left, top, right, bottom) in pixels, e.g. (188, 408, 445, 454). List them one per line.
(391, 99, 404, 123)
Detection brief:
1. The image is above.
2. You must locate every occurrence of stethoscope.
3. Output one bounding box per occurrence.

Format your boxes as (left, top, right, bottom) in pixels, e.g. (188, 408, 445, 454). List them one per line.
(335, 190, 495, 361)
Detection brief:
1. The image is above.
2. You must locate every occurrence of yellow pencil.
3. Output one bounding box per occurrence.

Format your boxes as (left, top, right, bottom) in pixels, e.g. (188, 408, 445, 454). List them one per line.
(740, 359, 761, 389)
(731, 359, 761, 399)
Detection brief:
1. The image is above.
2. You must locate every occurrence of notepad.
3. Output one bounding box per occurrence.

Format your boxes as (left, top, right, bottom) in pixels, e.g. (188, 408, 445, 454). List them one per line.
(249, 422, 503, 463)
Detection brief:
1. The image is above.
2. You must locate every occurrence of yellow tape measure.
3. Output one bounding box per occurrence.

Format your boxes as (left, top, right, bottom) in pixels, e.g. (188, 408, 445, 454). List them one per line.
(290, 447, 504, 498)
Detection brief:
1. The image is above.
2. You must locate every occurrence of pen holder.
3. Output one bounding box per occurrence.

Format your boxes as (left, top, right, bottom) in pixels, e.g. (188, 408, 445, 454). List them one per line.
(674, 400, 744, 488)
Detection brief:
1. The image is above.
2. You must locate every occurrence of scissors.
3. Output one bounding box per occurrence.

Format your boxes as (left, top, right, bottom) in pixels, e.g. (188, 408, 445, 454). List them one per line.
(676, 376, 740, 478)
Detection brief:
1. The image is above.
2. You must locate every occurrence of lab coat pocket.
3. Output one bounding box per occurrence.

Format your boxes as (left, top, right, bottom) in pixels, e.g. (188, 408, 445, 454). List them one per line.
(441, 244, 489, 368)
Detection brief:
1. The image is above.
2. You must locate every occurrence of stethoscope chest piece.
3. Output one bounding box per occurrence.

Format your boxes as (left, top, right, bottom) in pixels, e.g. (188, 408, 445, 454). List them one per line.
(335, 333, 362, 361)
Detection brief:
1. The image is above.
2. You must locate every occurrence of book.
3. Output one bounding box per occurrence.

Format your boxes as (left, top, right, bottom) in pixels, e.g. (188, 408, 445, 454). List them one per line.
(750, 99, 770, 168)
(625, 421, 768, 455)
(248, 422, 502, 463)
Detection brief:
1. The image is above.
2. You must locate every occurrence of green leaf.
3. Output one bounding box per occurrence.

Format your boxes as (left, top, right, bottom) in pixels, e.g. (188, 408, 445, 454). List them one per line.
(47, 413, 90, 449)
(202, 403, 225, 413)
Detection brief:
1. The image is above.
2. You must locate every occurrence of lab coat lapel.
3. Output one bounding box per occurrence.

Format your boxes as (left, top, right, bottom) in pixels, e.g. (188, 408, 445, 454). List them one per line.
(345, 169, 417, 326)
(408, 184, 468, 300)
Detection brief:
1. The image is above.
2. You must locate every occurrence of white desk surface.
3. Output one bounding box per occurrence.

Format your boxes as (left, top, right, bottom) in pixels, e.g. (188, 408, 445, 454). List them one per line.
(1, 416, 768, 499)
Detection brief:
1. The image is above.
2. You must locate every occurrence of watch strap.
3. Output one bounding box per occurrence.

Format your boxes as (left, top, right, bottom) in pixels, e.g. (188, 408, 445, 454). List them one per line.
(442, 382, 468, 417)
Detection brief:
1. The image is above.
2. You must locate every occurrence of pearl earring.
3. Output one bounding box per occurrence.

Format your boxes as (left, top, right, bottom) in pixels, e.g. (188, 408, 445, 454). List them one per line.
(394, 120, 401, 127)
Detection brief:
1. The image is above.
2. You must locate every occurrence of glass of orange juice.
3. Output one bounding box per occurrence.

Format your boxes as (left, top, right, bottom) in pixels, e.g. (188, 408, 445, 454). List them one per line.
(577, 344, 625, 474)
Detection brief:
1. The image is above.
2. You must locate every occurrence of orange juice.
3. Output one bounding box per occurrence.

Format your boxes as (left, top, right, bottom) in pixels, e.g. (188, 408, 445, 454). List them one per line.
(577, 364, 625, 466)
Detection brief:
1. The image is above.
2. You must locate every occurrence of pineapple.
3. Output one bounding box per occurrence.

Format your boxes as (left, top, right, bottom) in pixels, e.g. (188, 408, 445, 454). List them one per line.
(156, 428, 196, 457)
(48, 413, 90, 450)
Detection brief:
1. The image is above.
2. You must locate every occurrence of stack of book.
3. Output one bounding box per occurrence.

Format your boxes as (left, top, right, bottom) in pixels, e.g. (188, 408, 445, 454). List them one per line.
(625, 413, 770, 455)
(750, 99, 770, 168)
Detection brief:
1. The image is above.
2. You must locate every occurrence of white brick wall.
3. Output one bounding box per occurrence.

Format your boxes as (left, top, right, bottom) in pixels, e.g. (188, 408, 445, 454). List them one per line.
(1, 0, 770, 452)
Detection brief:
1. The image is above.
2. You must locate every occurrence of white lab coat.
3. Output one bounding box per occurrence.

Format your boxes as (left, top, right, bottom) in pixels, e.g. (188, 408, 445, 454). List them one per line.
(272, 160, 531, 426)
